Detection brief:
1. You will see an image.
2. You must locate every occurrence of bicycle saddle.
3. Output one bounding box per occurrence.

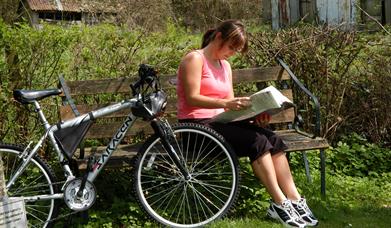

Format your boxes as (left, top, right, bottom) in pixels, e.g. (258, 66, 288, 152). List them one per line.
(13, 89, 62, 104)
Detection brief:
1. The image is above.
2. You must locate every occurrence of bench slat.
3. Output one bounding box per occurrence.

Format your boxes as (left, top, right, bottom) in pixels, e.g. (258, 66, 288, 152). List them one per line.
(60, 89, 294, 122)
(85, 120, 153, 139)
(83, 108, 295, 139)
(60, 97, 178, 121)
(279, 130, 329, 152)
(232, 67, 289, 83)
(75, 130, 328, 169)
(63, 88, 295, 139)
(62, 66, 289, 96)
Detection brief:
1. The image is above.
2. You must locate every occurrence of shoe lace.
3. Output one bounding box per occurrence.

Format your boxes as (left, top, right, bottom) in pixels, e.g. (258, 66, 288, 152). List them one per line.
(298, 198, 313, 216)
(283, 200, 301, 220)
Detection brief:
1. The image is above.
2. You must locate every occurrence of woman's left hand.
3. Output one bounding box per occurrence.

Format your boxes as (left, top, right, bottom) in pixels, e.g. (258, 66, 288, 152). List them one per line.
(225, 97, 251, 111)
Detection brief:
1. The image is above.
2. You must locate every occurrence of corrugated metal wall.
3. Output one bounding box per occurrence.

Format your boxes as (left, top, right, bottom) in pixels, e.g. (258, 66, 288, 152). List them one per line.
(316, 0, 357, 25)
(270, 0, 362, 29)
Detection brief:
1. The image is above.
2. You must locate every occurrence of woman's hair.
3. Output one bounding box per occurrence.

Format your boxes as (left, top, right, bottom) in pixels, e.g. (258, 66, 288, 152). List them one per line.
(201, 19, 248, 53)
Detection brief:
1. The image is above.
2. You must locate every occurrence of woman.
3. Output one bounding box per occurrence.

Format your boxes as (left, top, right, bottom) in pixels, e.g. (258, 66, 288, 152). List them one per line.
(176, 19, 318, 228)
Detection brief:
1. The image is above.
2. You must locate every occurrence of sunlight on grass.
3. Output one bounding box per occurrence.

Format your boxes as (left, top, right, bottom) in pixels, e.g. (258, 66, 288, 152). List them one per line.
(207, 172, 391, 228)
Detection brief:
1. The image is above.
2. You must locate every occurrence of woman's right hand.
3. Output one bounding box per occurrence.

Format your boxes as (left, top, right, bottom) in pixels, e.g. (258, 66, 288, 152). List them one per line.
(254, 112, 271, 128)
(225, 97, 251, 111)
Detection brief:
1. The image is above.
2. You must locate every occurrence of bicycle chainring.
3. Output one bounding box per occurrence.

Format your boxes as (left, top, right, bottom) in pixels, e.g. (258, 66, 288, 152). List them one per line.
(63, 178, 97, 211)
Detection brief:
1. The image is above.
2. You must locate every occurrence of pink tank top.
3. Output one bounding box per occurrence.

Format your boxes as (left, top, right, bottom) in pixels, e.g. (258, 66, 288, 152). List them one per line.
(177, 51, 232, 119)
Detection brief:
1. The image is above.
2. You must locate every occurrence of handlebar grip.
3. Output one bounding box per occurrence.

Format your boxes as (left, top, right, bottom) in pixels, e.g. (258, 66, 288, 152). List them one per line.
(131, 79, 142, 96)
(131, 64, 159, 96)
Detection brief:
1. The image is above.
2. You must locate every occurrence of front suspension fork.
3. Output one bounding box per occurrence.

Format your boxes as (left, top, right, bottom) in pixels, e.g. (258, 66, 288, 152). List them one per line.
(150, 119, 190, 180)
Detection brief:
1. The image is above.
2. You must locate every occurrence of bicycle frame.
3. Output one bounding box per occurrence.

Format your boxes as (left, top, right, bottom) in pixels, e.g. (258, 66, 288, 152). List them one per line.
(6, 88, 191, 208)
(4, 82, 241, 227)
(6, 97, 139, 193)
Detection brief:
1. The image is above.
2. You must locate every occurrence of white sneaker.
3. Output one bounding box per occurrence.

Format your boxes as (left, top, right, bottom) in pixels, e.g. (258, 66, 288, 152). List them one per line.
(291, 197, 319, 227)
(267, 199, 306, 228)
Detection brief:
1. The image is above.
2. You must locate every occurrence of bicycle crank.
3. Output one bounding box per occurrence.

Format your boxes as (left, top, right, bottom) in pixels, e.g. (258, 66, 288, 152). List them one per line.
(63, 178, 97, 211)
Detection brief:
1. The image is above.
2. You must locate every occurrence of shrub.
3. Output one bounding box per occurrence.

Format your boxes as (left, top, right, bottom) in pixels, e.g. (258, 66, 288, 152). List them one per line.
(327, 133, 391, 177)
(246, 25, 391, 144)
(0, 21, 198, 143)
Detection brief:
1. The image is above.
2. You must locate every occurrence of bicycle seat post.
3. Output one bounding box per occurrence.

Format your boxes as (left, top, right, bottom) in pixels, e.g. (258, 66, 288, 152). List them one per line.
(32, 100, 51, 131)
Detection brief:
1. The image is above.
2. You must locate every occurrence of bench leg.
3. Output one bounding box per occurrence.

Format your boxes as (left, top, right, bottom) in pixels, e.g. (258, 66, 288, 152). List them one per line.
(320, 148, 326, 198)
(302, 151, 312, 183)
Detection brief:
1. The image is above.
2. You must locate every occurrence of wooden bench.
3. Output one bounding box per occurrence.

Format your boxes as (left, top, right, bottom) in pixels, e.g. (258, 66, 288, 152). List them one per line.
(58, 59, 329, 196)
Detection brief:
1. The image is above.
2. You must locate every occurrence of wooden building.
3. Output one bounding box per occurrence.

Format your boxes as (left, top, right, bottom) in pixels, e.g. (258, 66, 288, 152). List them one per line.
(23, 0, 119, 27)
(264, 0, 391, 29)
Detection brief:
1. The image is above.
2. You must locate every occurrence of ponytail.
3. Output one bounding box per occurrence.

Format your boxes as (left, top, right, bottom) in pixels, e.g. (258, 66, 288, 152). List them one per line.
(201, 29, 216, 48)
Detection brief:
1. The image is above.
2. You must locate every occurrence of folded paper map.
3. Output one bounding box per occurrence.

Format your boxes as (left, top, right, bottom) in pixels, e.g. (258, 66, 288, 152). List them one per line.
(211, 85, 295, 123)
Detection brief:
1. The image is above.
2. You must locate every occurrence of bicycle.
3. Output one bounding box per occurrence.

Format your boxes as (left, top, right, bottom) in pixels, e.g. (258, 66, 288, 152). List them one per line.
(0, 64, 240, 228)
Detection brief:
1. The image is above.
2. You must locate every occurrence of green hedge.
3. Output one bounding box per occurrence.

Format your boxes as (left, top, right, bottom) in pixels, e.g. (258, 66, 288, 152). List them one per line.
(0, 21, 199, 143)
(1, 21, 390, 146)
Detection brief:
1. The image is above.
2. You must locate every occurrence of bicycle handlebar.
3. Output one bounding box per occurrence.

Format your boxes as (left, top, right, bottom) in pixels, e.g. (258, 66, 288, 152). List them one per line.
(130, 64, 159, 96)
(129, 64, 168, 120)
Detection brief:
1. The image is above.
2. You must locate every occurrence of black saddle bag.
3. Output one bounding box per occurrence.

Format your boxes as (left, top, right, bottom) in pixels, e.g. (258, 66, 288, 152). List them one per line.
(53, 120, 93, 160)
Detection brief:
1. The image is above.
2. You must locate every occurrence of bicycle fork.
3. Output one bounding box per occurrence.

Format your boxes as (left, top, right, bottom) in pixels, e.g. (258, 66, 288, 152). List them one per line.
(150, 119, 191, 180)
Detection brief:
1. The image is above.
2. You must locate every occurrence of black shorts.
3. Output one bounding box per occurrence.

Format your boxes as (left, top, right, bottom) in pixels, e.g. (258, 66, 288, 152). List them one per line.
(179, 119, 288, 162)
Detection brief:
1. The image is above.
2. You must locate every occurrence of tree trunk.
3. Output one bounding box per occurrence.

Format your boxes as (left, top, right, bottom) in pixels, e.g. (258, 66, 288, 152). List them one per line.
(0, 0, 20, 24)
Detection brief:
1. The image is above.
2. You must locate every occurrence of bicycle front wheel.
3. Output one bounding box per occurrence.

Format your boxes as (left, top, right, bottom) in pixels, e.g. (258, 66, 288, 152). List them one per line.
(0, 144, 60, 228)
(133, 123, 240, 227)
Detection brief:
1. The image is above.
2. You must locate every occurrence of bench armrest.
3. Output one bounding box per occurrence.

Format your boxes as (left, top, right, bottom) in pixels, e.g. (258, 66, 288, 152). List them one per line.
(277, 58, 321, 138)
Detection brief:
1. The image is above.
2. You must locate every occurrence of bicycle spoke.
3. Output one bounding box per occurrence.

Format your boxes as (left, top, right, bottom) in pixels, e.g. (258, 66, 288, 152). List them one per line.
(194, 154, 230, 175)
(189, 182, 202, 223)
(26, 205, 50, 217)
(13, 178, 50, 195)
(188, 183, 216, 217)
(191, 137, 214, 172)
(185, 184, 193, 225)
(155, 181, 183, 210)
(135, 124, 239, 227)
(192, 179, 232, 192)
(193, 180, 229, 204)
(1, 147, 58, 228)
(142, 178, 179, 191)
(175, 184, 186, 224)
(26, 210, 46, 225)
(144, 181, 183, 202)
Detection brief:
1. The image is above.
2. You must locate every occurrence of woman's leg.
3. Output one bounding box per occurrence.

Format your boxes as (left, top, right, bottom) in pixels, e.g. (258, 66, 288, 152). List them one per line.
(271, 151, 301, 201)
(251, 152, 286, 204)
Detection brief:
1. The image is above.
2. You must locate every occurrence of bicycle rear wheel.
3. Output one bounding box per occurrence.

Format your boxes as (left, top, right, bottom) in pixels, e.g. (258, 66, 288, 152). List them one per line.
(0, 144, 60, 228)
(133, 123, 240, 227)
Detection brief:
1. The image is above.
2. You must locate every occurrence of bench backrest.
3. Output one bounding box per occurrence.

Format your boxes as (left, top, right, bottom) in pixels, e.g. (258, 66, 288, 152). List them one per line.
(59, 66, 294, 141)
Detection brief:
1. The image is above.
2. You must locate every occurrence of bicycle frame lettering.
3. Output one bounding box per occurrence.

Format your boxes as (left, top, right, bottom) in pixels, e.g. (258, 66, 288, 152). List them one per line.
(6, 99, 137, 191)
(90, 115, 134, 177)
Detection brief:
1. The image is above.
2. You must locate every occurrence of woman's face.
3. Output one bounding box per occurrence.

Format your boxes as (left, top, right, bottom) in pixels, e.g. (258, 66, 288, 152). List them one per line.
(214, 33, 243, 60)
(217, 42, 240, 60)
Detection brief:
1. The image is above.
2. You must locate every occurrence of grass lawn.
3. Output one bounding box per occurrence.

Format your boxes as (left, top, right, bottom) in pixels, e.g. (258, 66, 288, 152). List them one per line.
(66, 167, 391, 227)
(207, 171, 391, 228)
(208, 205, 391, 228)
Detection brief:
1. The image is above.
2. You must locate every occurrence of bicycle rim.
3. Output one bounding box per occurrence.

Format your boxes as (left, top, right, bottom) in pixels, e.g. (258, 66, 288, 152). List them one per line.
(134, 123, 240, 227)
(0, 144, 59, 228)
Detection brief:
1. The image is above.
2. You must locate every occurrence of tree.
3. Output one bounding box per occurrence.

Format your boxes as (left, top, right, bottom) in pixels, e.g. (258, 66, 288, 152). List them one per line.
(0, 0, 20, 24)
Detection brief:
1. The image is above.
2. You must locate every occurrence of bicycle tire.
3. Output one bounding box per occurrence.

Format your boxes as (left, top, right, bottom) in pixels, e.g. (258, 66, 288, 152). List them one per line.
(133, 122, 240, 227)
(0, 143, 60, 228)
